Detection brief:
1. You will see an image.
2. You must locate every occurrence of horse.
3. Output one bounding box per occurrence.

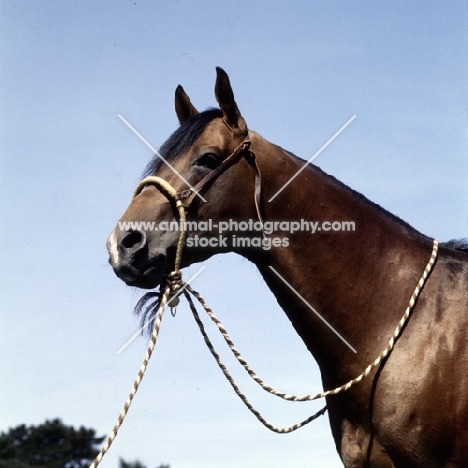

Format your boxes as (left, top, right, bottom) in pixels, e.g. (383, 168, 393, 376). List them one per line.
(106, 68, 468, 467)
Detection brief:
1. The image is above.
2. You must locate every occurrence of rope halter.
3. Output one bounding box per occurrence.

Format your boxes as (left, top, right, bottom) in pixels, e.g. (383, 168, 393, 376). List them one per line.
(131, 139, 261, 287)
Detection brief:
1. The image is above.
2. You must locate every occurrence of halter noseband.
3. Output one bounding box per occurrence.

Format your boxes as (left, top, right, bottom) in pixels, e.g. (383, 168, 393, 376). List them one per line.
(131, 139, 262, 274)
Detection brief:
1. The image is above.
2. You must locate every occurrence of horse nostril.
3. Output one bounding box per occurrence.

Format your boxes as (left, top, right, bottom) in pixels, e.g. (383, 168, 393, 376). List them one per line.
(121, 230, 146, 251)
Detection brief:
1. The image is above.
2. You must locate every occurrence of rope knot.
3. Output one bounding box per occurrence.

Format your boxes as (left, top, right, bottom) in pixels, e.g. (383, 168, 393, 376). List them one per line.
(165, 270, 184, 311)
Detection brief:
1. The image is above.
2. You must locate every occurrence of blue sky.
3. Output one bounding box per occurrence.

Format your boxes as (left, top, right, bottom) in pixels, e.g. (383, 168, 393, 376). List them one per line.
(1, 2, 467, 467)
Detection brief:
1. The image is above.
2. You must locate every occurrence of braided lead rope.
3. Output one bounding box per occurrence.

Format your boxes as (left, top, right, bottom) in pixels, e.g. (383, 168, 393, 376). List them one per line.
(184, 283, 315, 402)
(184, 239, 438, 403)
(89, 286, 171, 468)
(183, 290, 328, 433)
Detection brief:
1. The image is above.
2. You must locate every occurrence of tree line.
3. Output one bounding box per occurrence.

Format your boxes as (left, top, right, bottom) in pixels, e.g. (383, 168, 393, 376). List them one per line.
(0, 419, 168, 468)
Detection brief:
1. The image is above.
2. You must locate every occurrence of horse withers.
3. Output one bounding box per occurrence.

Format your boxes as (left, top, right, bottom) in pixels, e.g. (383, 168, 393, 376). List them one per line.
(107, 68, 468, 467)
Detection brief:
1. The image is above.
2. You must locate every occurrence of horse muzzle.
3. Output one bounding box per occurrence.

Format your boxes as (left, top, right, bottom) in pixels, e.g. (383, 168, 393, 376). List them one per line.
(106, 227, 168, 289)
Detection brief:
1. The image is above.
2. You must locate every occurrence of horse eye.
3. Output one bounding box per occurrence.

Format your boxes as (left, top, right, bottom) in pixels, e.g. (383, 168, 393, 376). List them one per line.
(196, 153, 220, 170)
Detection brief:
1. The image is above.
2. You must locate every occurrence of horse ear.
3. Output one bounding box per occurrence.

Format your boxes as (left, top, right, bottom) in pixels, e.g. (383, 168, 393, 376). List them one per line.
(215, 67, 247, 134)
(175, 85, 199, 124)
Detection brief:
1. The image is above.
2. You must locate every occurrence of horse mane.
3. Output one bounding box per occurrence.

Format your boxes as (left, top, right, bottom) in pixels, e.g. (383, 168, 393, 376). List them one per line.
(441, 238, 468, 253)
(145, 109, 419, 237)
(144, 110, 461, 249)
(143, 108, 223, 177)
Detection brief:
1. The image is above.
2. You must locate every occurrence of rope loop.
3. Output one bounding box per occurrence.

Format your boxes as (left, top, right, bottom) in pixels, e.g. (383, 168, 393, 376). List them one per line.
(92, 157, 439, 466)
(91, 238, 438, 466)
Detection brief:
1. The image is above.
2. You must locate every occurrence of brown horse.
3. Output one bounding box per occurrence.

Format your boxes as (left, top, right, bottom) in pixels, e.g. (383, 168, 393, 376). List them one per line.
(107, 68, 468, 467)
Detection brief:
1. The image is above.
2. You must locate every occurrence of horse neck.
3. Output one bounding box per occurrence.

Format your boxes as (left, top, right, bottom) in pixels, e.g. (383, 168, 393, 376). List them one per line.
(248, 132, 432, 386)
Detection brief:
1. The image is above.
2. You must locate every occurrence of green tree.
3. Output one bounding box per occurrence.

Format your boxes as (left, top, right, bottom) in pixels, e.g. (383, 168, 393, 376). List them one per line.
(0, 419, 104, 468)
(119, 459, 169, 468)
(119, 459, 147, 468)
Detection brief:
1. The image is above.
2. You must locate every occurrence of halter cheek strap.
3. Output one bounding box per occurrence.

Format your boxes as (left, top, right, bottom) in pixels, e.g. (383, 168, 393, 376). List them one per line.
(174, 139, 253, 203)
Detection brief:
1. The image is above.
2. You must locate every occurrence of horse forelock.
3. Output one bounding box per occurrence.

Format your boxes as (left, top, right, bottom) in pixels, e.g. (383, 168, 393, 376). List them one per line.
(143, 108, 223, 177)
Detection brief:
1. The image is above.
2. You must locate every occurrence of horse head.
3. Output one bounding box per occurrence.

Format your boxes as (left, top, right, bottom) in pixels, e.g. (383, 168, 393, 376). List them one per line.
(107, 68, 262, 289)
